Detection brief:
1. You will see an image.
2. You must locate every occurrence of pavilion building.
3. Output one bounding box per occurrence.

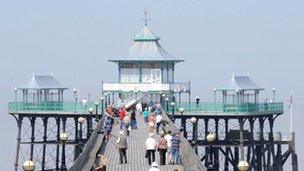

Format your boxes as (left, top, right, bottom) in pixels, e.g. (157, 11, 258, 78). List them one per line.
(102, 23, 191, 103)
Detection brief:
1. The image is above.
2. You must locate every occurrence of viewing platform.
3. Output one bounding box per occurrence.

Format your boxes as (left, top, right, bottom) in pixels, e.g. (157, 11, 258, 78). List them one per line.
(167, 102, 284, 116)
(8, 101, 103, 114)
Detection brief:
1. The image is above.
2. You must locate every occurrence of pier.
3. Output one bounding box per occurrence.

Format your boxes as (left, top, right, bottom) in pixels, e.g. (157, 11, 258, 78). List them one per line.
(9, 16, 298, 171)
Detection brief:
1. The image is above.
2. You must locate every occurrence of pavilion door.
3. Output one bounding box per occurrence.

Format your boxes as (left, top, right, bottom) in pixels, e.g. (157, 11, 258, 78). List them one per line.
(151, 69, 161, 84)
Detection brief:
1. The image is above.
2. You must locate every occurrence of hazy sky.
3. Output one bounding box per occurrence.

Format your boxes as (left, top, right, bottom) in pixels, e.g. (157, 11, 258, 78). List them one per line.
(0, 0, 303, 170)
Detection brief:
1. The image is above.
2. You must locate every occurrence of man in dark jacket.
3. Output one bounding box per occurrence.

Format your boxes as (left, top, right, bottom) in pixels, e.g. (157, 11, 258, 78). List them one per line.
(117, 131, 128, 164)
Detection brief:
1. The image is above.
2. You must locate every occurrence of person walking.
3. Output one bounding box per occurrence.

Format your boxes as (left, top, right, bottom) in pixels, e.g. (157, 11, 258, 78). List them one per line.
(116, 131, 127, 164)
(171, 132, 181, 164)
(164, 130, 173, 164)
(145, 133, 157, 165)
(155, 114, 162, 134)
(130, 110, 137, 129)
(148, 162, 160, 171)
(143, 108, 149, 125)
(123, 112, 131, 136)
(136, 102, 142, 114)
(119, 107, 126, 129)
(157, 132, 168, 165)
(103, 115, 112, 141)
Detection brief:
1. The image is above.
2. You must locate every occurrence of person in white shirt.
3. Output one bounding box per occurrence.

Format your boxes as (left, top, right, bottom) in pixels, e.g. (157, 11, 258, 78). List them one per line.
(145, 133, 157, 165)
(164, 130, 173, 164)
(136, 102, 142, 114)
(148, 162, 160, 171)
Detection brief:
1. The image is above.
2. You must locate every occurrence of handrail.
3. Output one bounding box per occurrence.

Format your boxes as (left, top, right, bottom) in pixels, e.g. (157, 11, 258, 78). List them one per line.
(161, 112, 206, 171)
(173, 102, 284, 114)
(8, 101, 103, 113)
(68, 116, 105, 171)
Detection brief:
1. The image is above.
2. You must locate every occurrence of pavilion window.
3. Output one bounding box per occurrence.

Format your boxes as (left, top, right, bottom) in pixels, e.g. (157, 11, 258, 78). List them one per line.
(141, 63, 162, 83)
(120, 63, 140, 83)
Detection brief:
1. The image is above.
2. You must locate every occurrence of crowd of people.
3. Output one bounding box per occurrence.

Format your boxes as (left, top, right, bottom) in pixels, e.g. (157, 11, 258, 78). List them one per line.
(95, 101, 181, 171)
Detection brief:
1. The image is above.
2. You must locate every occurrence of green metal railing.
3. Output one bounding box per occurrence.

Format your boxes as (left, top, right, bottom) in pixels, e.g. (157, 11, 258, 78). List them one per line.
(8, 101, 103, 113)
(170, 102, 284, 114)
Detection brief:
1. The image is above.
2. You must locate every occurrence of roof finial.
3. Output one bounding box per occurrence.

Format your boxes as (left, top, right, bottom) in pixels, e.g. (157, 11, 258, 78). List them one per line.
(143, 9, 151, 26)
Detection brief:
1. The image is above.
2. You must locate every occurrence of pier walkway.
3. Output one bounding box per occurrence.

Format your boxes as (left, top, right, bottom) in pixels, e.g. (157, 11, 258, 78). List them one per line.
(101, 114, 184, 171)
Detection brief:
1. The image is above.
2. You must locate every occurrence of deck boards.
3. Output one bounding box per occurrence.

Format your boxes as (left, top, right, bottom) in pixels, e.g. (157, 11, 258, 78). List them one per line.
(101, 114, 184, 171)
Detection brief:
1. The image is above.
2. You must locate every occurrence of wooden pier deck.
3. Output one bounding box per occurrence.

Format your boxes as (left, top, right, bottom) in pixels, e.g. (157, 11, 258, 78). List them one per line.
(101, 114, 184, 171)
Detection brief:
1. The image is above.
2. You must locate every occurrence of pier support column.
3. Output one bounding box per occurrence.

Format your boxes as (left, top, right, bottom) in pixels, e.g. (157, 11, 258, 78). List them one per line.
(74, 117, 79, 161)
(224, 118, 229, 171)
(55, 117, 61, 170)
(61, 117, 67, 170)
(30, 117, 36, 161)
(214, 119, 219, 170)
(14, 116, 23, 171)
(42, 117, 48, 170)
(204, 118, 209, 167)
(249, 118, 256, 170)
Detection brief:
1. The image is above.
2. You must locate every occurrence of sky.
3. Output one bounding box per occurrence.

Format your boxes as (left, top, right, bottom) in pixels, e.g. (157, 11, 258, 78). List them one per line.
(0, 0, 303, 170)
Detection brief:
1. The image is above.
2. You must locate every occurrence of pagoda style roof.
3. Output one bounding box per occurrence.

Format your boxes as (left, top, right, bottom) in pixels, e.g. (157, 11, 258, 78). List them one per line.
(217, 75, 264, 91)
(18, 74, 68, 90)
(109, 26, 184, 63)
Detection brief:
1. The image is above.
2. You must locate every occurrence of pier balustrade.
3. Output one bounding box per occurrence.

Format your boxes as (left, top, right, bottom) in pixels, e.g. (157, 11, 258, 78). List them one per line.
(8, 101, 103, 113)
(171, 102, 283, 115)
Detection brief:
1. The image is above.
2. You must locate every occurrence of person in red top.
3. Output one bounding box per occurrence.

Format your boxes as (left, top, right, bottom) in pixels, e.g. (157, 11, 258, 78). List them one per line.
(119, 108, 126, 129)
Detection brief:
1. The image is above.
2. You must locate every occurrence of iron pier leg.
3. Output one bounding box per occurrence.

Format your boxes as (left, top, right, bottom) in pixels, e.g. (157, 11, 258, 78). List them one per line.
(42, 117, 48, 170)
(291, 132, 298, 171)
(214, 119, 219, 170)
(224, 119, 229, 171)
(256, 117, 264, 171)
(14, 116, 23, 171)
(181, 117, 187, 138)
(74, 117, 79, 161)
(249, 118, 256, 170)
(30, 117, 36, 161)
(234, 147, 239, 171)
(56, 117, 61, 170)
(61, 117, 67, 170)
(204, 118, 209, 167)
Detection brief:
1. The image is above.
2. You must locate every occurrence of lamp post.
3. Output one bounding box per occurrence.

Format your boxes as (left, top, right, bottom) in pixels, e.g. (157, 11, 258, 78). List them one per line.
(14, 87, 18, 102)
(238, 160, 250, 171)
(14, 87, 18, 110)
(177, 90, 181, 107)
(159, 92, 163, 104)
(94, 101, 100, 121)
(179, 108, 187, 138)
(100, 97, 104, 115)
(88, 108, 94, 137)
(170, 102, 175, 122)
(161, 93, 166, 107)
(134, 89, 140, 101)
(22, 160, 35, 171)
(60, 132, 68, 170)
(179, 107, 185, 115)
(73, 88, 77, 112)
(213, 88, 217, 112)
(206, 133, 216, 170)
(191, 117, 198, 154)
(78, 117, 85, 141)
(165, 97, 170, 112)
(272, 88, 276, 103)
(104, 93, 108, 108)
(195, 96, 200, 112)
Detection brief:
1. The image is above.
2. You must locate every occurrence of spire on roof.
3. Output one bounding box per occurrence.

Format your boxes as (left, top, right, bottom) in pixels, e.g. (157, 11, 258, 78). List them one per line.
(143, 9, 151, 26)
